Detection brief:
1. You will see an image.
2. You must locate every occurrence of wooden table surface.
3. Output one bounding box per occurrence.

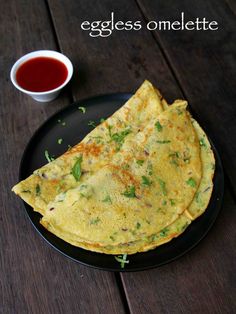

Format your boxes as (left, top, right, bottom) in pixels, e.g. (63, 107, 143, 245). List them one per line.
(1, 0, 236, 313)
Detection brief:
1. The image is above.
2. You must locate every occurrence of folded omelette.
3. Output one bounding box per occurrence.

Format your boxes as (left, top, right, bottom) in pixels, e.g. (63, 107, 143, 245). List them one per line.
(12, 80, 215, 255)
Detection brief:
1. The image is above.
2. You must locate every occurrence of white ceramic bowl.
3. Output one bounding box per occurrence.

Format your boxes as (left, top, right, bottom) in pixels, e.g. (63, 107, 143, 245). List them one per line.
(10, 50, 73, 102)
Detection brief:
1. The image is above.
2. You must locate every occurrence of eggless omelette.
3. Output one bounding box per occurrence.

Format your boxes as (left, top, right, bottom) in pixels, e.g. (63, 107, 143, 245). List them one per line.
(12, 80, 215, 255)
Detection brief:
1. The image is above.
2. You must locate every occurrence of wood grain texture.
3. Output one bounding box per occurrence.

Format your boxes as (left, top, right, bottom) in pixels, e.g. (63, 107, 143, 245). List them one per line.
(137, 0, 236, 194)
(47, 0, 182, 102)
(0, 1, 125, 313)
(122, 187, 236, 314)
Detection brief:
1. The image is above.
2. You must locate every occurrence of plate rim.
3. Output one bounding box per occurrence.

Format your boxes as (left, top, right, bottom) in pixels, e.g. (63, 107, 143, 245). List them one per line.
(18, 93, 224, 272)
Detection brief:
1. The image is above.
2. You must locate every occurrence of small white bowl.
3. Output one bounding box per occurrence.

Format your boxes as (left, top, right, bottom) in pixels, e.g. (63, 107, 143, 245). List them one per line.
(10, 50, 73, 102)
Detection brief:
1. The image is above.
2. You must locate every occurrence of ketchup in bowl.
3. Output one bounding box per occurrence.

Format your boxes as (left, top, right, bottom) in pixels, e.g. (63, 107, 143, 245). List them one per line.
(16, 57, 68, 92)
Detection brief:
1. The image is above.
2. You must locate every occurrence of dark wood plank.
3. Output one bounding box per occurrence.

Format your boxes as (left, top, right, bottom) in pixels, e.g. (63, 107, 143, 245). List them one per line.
(137, 0, 236, 194)
(47, 0, 182, 102)
(225, 0, 236, 15)
(122, 186, 236, 314)
(1, 1, 125, 313)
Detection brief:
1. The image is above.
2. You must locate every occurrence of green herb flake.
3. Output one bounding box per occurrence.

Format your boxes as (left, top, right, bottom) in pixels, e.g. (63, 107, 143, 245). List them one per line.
(122, 185, 136, 198)
(67, 144, 72, 150)
(44, 150, 54, 163)
(102, 195, 112, 204)
(110, 128, 132, 151)
(170, 199, 175, 206)
(136, 222, 141, 229)
(72, 156, 83, 182)
(88, 120, 96, 128)
(57, 138, 63, 145)
(78, 106, 86, 114)
(110, 235, 115, 241)
(90, 217, 100, 225)
(176, 108, 183, 115)
(91, 136, 103, 144)
(100, 118, 106, 123)
(158, 178, 167, 196)
(186, 177, 197, 188)
(141, 176, 152, 187)
(169, 152, 180, 158)
(156, 140, 171, 144)
(155, 121, 163, 132)
(162, 200, 167, 206)
(35, 184, 41, 196)
(160, 227, 169, 237)
(199, 138, 206, 147)
(114, 254, 129, 269)
(147, 163, 153, 176)
(170, 159, 179, 167)
(150, 234, 158, 242)
(136, 159, 144, 166)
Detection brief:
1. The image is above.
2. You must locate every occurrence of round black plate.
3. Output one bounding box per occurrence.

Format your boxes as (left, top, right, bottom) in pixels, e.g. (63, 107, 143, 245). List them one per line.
(20, 93, 224, 272)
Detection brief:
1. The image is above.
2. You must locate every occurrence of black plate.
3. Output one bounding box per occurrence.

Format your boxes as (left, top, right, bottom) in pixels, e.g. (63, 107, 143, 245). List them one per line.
(20, 93, 224, 272)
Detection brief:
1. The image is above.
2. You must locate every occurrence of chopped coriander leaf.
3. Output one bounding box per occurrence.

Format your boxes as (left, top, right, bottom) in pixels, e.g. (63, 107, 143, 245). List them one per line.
(44, 150, 54, 163)
(122, 185, 136, 198)
(147, 162, 153, 175)
(186, 177, 197, 187)
(136, 159, 144, 166)
(110, 128, 132, 151)
(136, 222, 141, 229)
(107, 125, 113, 137)
(114, 254, 129, 269)
(170, 159, 179, 167)
(141, 176, 152, 186)
(176, 108, 183, 115)
(156, 140, 171, 144)
(102, 195, 112, 204)
(162, 200, 167, 205)
(160, 227, 169, 237)
(72, 156, 82, 181)
(110, 235, 115, 241)
(35, 184, 41, 196)
(169, 152, 180, 158)
(100, 118, 106, 123)
(199, 138, 206, 147)
(158, 178, 167, 196)
(57, 138, 63, 144)
(78, 106, 86, 114)
(150, 234, 158, 242)
(90, 217, 100, 224)
(91, 136, 103, 144)
(170, 199, 175, 206)
(88, 120, 96, 128)
(155, 121, 163, 132)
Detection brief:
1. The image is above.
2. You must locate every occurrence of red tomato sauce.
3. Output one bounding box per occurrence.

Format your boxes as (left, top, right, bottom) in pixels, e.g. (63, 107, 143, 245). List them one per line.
(16, 57, 68, 92)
